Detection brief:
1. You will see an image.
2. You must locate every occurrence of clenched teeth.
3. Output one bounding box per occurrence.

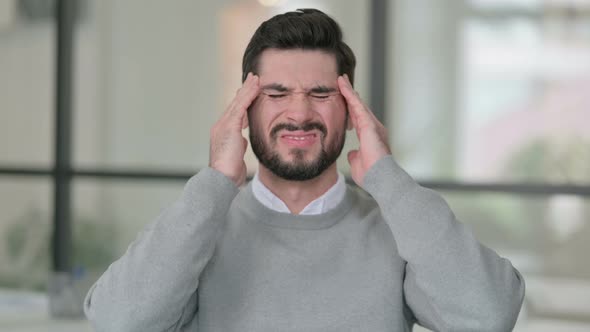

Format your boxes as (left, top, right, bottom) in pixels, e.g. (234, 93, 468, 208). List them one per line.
(284, 135, 315, 141)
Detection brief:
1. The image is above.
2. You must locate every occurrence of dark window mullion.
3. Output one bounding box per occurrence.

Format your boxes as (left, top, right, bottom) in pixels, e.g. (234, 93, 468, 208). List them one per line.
(53, 0, 76, 273)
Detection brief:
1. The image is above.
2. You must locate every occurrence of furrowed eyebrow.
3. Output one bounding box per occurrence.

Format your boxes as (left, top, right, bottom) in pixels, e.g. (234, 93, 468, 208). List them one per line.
(260, 83, 338, 94)
(309, 85, 337, 94)
(261, 83, 290, 92)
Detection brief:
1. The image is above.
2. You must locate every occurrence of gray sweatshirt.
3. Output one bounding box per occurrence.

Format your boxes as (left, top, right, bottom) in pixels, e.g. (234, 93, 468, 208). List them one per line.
(84, 156, 525, 332)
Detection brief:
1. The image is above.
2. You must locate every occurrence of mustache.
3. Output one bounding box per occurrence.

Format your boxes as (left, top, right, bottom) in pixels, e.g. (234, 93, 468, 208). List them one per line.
(270, 122, 327, 139)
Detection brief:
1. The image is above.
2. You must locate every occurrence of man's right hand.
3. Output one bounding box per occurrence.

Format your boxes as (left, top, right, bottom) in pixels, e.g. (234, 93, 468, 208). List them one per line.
(209, 73, 260, 186)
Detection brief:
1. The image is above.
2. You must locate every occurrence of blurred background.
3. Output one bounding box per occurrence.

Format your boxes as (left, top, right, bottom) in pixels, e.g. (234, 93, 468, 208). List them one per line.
(0, 0, 589, 331)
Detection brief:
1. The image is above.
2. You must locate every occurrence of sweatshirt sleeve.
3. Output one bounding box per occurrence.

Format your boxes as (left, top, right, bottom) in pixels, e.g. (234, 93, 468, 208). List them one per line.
(363, 155, 525, 332)
(84, 167, 239, 332)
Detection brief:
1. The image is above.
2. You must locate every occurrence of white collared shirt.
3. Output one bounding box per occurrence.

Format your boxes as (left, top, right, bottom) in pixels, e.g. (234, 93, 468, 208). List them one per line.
(251, 171, 346, 215)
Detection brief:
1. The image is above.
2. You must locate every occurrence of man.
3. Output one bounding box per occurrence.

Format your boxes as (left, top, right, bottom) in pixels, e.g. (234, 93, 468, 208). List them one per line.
(84, 9, 525, 332)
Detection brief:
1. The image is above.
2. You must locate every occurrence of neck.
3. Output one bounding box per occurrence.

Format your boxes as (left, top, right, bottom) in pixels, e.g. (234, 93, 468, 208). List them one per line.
(257, 163, 339, 215)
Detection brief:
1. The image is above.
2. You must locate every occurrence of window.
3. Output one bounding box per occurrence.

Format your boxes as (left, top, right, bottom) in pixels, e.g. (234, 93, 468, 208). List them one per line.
(388, 0, 590, 328)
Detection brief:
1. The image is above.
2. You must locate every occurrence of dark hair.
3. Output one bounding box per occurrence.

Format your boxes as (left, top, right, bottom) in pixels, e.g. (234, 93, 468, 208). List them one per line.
(242, 8, 356, 85)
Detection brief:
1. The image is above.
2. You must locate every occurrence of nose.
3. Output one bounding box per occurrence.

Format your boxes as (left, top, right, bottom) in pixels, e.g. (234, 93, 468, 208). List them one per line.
(284, 93, 315, 124)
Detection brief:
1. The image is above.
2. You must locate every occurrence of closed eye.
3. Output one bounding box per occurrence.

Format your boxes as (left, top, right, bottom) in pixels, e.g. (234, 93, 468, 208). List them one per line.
(310, 94, 331, 100)
(267, 94, 287, 99)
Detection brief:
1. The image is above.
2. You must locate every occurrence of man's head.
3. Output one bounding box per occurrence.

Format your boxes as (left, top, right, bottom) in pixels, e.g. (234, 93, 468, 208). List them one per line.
(242, 8, 356, 85)
(243, 9, 356, 181)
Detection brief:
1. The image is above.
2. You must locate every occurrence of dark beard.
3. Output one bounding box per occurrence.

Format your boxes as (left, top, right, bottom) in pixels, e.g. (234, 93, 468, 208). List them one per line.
(249, 122, 345, 181)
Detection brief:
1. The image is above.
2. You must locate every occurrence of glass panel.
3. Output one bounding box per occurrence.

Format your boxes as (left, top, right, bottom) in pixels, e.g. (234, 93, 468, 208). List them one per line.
(0, 3, 54, 166)
(460, 16, 590, 185)
(73, 0, 368, 176)
(0, 178, 51, 291)
(387, 0, 590, 185)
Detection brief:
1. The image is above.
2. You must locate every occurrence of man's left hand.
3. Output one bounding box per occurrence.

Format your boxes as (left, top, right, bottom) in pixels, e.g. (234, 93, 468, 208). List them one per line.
(338, 74, 392, 186)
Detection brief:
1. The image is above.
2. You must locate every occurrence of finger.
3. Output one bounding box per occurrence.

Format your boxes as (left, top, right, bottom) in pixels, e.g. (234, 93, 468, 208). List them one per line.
(342, 74, 382, 125)
(339, 75, 386, 132)
(346, 115, 353, 130)
(230, 73, 260, 118)
(338, 76, 370, 127)
(226, 73, 253, 111)
(338, 78, 360, 130)
(221, 73, 258, 120)
(338, 75, 364, 111)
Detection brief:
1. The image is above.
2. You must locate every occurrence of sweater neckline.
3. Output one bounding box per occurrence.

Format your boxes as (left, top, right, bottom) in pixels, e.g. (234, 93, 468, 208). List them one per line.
(237, 182, 357, 230)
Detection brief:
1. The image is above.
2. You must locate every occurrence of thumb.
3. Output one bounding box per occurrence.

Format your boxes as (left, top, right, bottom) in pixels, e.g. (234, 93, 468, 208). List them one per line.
(347, 149, 359, 166)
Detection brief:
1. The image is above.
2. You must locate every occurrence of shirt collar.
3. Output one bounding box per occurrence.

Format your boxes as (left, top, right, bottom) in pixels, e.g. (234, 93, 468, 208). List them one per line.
(251, 171, 346, 215)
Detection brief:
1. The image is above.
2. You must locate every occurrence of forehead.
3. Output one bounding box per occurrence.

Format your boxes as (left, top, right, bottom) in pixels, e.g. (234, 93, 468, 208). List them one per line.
(257, 49, 339, 88)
